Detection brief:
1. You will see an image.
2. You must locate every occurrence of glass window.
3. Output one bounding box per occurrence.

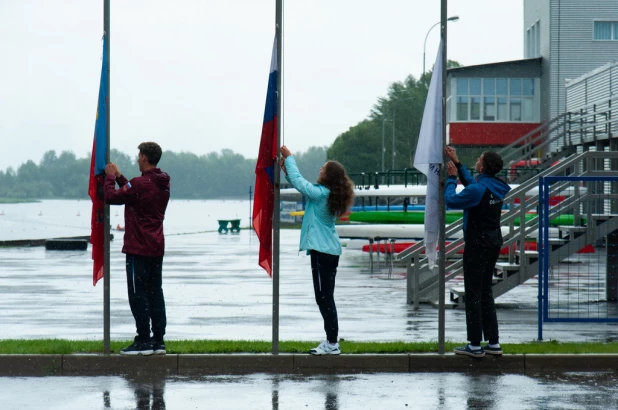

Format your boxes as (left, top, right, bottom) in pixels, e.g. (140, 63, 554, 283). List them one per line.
(530, 24, 536, 57)
(469, 79, 481, 95)
(457, 78, 468, 95)
(452, 77, 536, 122)
(456, 97, 468, 121)
(470, 97, 481, 120)
(614, 22, 618, 39)
(533, 21, 541, 57)
(483, 97, 495, 121)
(523, 79, 534, 96)
(594, 21, 613, 40)
(522, 98, 534, 122)
(510, 98, 522, 121)
(496, 79, 508, 95)
(510, 79, 522, 96)
(497, 97, 507, 121)
(483, 79, 495, 95)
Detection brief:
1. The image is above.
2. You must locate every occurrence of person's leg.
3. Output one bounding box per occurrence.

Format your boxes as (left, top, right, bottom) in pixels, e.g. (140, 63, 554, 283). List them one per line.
(463, 244, 483, 346)
(481, 247, 501, 344)
(146, 256, 166, 343)
(310, 251, 340, 343)
(125, 254, 152, 342)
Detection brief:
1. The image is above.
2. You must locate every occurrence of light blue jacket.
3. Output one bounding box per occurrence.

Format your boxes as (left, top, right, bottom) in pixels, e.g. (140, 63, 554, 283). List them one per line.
(284, 156, 342, 256)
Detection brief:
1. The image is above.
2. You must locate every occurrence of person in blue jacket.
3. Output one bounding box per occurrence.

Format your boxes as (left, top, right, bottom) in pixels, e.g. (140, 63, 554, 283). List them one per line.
(280, 145, 354, 355)
(444, 146, 511, 358)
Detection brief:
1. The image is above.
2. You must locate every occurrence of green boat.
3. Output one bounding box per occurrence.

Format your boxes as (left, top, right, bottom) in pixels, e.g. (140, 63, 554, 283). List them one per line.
(348, 211, 583, 226)
(513, 213, 584, 227)
(348, 211, 463, 224)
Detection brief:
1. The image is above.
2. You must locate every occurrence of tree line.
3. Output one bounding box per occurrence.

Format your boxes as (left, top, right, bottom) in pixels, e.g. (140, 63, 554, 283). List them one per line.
(2, 63, 491, 200)
(0, 147, 328, 200)
(325, 62, 485, 176)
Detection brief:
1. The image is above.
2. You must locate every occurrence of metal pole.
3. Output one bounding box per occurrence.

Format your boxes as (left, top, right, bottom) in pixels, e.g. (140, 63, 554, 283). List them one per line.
(249, 185, 252, 227)
(382, 118, 386, 175)
(103, 0, 111, 355)
(423, 17, 458, 86)
(423, 22, 439, 86)
(272, 0, 283, 355)
(438, 0, 447, 355)
(392, 110, 396, 184)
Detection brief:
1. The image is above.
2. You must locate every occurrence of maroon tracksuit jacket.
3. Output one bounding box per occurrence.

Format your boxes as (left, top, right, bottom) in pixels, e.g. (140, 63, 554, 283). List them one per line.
(104, 168, 171, 256)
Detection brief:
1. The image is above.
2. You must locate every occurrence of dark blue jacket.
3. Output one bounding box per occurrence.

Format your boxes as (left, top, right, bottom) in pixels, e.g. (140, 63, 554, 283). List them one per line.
(444, 164, 511, 248)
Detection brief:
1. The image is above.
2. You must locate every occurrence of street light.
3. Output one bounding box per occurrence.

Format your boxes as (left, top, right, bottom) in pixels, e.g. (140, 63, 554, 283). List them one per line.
(381, 117, 391, 175)
(384, 97, 414, 183)
(422, 15, 459, 85)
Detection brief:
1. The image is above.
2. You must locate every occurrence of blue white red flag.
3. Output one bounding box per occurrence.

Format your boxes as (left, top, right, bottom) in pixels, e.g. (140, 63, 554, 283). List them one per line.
(414, 41, 443, 269)
(88, 35, 109, 286)
(252, 36, 278, 276)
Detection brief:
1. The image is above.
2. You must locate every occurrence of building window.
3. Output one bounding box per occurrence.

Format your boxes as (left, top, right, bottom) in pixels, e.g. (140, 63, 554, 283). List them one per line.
(456, 97, 468, 121)
(594, 21, 618, 40)
(453, 77, 537, 122)
(526, 21, 541, 58)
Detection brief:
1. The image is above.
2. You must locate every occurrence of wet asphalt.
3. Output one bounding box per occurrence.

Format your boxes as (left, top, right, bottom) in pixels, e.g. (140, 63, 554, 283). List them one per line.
(2, 200, 618, 408)
(2, 372, 618, 410)
(0, 227, 614, 344)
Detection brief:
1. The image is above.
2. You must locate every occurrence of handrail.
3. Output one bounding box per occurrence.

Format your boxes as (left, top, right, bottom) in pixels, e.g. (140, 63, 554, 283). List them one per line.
(498, 93, 618, 166)
(398, 151, 618, 262)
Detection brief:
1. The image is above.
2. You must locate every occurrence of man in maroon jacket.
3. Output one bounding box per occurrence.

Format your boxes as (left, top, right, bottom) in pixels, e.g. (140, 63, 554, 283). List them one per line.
(104, 142, 171, 356)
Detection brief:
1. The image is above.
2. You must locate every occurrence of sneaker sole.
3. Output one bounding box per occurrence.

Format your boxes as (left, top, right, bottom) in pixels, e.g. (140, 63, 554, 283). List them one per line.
(309, 351, 341, 356)
(120, 350, 154, 356)
(484, 350, 503, 356)
(153, 350, 166, 355)
(454, 350, 485, 358)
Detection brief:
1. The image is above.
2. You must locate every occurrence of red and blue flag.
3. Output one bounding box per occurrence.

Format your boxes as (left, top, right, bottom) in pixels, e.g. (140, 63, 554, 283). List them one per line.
(88, 35, 109, 286)
(252, 37, 278, 276)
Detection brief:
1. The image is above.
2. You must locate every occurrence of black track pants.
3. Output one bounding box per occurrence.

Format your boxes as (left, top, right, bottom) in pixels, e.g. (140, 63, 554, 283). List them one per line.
(310, 250, 340, 343)
(126, 254, 167, 342)
(463, 244, 501, 345)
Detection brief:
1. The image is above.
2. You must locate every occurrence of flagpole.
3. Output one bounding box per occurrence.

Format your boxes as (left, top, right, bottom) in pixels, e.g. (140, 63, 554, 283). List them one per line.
(103, 0, 111, 355)
(438, 0, 447, 354)
(272, 0, 283, 355)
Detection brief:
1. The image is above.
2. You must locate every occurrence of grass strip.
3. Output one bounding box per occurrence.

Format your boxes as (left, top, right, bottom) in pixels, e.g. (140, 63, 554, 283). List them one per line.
(2, 339, 618, 355)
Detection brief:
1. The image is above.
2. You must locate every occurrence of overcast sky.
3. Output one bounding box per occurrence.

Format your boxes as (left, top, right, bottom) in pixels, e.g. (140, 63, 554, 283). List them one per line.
(0, 0, 523, 170)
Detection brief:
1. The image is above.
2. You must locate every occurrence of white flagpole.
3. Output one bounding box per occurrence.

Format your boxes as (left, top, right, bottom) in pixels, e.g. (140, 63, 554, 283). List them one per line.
(438, 0, 447, 355)
(272, 0, 283, 355)
(103, 0, 111, 356)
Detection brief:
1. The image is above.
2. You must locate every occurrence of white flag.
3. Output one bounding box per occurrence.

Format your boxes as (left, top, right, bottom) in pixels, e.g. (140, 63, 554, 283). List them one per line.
(413, 41, 443, 269)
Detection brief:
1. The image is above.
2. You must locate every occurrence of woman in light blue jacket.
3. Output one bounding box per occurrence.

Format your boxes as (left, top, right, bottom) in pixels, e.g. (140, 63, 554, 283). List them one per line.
(280, 145, 354, 355)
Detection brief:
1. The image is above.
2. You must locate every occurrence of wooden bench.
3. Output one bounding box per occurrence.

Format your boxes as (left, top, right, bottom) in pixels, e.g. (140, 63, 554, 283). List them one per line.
(218, 219, 241, 234)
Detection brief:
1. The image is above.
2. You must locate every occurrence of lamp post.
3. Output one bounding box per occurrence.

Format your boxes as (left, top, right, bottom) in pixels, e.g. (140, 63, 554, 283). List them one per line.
(423, 15, 459, 85)
(381, 117, 391, 175)
(390, 96, 415, 183)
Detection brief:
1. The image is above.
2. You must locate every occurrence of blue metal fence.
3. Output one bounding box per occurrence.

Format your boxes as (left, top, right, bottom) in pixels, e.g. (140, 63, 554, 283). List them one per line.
(538, 176, 618, 340)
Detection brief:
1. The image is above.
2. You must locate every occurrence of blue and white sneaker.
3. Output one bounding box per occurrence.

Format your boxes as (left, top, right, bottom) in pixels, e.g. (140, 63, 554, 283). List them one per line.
(454, 344, 485, 358)
(483, 345, 503, 356)
(309, 340, 341, 355)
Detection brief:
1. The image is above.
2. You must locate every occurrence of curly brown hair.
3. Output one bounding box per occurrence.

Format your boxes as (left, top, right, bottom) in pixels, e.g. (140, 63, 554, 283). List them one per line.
(317, 161, 355, 217)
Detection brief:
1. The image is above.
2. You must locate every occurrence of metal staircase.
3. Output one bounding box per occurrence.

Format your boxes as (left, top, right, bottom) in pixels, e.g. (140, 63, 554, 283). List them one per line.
(398, 94, 618, 308)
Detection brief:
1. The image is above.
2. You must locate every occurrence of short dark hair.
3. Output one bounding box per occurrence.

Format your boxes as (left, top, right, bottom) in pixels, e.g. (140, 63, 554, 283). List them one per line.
(482, 151, 503, 175)
(138, 142, 162, 165)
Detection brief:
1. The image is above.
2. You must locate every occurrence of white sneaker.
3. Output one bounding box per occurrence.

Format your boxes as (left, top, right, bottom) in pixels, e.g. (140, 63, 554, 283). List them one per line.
(309, 340, 341, 355)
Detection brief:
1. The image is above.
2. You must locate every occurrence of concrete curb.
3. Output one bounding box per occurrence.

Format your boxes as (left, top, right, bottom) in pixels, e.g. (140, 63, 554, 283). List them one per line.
(1, 354, 618, 376)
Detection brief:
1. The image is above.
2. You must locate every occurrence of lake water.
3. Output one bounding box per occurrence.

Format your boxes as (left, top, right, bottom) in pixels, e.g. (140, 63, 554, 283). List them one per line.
(0, 199, 615, 343)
